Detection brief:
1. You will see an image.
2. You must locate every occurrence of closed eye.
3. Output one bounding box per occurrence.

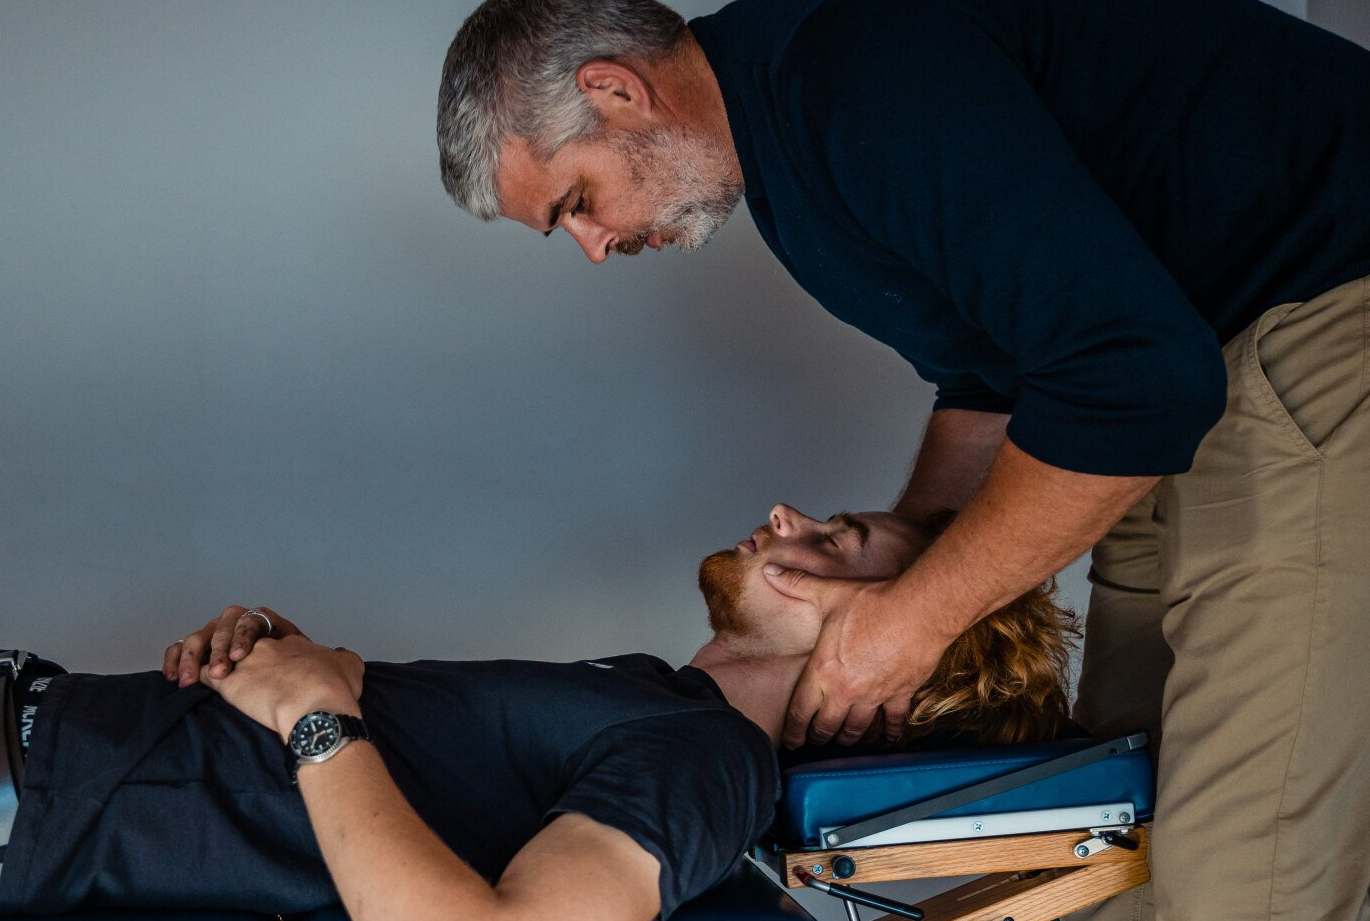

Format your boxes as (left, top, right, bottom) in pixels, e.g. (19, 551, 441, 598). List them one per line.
(828, 512, 870, 552)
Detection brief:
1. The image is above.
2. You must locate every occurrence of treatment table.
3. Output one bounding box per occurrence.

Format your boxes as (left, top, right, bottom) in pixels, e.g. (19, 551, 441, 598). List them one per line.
(3, 733, 1153, 921)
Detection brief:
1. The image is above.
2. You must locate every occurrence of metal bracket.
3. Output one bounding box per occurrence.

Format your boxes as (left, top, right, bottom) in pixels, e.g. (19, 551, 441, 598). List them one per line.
(1074, 824, 1139, 859)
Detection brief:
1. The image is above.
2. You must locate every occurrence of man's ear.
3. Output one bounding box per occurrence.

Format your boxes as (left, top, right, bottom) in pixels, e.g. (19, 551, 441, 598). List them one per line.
(576, 60, 654, 124)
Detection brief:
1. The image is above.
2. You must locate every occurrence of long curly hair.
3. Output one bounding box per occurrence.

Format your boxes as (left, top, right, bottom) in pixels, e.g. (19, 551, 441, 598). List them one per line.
(903, 512, 1080, 746)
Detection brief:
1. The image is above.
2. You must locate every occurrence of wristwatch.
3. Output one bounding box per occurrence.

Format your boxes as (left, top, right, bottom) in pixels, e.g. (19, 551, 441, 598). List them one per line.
(286, 710, 371, 783)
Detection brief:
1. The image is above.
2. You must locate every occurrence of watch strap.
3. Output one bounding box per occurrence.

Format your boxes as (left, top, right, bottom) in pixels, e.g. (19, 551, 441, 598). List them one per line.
(334, 713, 370, 743)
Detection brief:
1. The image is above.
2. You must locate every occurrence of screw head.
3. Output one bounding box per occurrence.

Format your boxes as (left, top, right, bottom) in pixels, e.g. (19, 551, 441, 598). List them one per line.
(973, 822, 984, 831)
(1101, 811, 1112, 821)
(1119, 812, 1132, 823)
(1075, 844, 1090, 858)
(812, 865, 824, 875)
(826, 832, 840, 846)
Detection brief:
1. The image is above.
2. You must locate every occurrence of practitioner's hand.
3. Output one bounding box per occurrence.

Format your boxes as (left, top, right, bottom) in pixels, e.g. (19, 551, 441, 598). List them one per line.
(164, 605, 308, 688)
(200, 633, 365, 742)
(763, 565, 957, 749)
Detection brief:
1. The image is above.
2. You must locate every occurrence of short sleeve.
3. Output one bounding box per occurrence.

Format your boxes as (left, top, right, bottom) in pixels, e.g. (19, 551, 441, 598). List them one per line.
(931, 372, 1016, 416)
(546, 711, 778, 919)
(780, 0, 1227, 475)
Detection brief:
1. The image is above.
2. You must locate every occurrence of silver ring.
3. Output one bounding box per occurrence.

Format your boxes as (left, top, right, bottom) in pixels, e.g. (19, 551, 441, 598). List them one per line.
(241, 608, 274, 637)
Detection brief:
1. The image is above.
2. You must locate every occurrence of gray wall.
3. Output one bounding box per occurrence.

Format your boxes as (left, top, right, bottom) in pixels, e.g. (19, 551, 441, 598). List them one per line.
(1311, 0, 1370, 47)
(1, 0, 1366, 686)
(0, 1, 935, 673)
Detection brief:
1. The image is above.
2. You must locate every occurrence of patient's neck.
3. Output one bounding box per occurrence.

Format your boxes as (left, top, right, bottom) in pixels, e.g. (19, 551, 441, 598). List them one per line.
(689, 640, 806, 747)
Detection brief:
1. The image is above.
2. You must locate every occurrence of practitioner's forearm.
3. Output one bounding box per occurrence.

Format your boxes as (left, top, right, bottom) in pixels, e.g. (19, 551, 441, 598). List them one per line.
(296, 741, 503, 921)
(894, 409, 1009, 519)
(896, 437, 1156, 634)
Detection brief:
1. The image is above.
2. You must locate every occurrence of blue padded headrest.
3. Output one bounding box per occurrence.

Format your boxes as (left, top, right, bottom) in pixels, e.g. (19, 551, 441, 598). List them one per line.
(776, 737, 1154, 849)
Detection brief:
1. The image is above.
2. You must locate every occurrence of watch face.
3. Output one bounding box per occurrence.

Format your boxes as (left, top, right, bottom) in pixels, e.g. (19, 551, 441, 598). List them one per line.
(290, 712, 341, 758)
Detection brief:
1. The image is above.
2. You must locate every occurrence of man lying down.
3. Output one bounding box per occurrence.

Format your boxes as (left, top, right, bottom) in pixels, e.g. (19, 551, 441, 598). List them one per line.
(0, 504, 1076, 920)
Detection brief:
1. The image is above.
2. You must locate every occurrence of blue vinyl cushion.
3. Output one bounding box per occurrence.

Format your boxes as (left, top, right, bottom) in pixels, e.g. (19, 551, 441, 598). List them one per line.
(777, 738, 1155, 849)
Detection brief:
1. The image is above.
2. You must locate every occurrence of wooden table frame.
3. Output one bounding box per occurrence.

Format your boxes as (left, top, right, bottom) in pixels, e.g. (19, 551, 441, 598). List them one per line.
(760, 825, 1150, 921)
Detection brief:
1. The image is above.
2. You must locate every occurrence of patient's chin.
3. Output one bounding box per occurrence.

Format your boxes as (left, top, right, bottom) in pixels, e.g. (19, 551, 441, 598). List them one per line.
(699, 550, 748, 635)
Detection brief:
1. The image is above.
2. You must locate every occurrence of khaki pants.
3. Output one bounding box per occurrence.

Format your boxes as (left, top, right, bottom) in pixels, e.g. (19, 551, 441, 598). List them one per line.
(1071, 276, 1370, 921)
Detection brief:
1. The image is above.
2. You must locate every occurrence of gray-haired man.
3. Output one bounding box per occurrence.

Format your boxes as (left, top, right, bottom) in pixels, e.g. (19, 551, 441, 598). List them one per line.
(435, 1, 1370, 919)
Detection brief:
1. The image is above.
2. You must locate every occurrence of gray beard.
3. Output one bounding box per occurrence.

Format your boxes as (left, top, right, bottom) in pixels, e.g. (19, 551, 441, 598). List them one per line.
(613, 126, 743, 253)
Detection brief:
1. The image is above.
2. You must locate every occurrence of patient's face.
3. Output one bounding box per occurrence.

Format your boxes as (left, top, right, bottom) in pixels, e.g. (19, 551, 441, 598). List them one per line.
(699, 504, 923, 647)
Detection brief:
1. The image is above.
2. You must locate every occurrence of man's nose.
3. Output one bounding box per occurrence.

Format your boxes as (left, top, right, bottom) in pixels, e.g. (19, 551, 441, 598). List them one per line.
(565, 217, 615, 264)
(769, 503, 813, 537)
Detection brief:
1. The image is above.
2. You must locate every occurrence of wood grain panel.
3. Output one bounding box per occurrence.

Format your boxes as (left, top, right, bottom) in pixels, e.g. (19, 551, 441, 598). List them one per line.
(781, 826, 1149, 886)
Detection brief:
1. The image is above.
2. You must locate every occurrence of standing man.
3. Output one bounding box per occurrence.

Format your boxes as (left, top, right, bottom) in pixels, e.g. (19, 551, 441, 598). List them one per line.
(435, 1, 1370, 918)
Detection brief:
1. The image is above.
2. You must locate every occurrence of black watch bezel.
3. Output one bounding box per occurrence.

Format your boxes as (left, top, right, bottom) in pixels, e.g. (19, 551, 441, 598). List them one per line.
(286, 710, 370, 784)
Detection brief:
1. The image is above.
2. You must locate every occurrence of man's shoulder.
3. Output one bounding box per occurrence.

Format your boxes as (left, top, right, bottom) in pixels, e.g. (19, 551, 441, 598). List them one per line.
(774, 0, 1013, 105)
(562, 658, 772, 771)
(689, 0, 831, 67)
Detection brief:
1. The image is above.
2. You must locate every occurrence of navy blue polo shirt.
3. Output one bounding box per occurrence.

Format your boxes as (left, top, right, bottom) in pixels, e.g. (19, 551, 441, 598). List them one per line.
(691, 0, 1370, 475)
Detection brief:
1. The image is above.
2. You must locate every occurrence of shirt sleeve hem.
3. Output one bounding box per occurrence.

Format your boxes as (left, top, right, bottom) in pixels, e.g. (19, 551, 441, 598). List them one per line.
(543, 804, 682, 919)
(1005, 412, 1216, 476)
(933, 392, 1016, 415)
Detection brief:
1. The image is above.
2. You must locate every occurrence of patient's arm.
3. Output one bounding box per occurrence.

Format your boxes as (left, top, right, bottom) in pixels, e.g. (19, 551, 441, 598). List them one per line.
(301, 742, 661, 921)
(203, 635, 662, 921)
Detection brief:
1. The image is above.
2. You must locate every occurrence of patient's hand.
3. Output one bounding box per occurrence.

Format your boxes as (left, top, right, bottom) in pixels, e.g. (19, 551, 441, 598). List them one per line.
(164, 605, 308, 688)
(200, 633, 364, 741)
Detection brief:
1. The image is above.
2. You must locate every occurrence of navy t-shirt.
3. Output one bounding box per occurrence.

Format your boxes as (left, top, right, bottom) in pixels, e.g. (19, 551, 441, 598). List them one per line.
(0, 655, 777, 919)
(691, 0, 1370, 475)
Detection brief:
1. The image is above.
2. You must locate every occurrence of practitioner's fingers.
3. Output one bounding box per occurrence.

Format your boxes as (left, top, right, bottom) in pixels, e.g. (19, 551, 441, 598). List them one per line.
(834, 703, 881, 746)
(881, 696, 912, 746)
(782, 661, 828, 749)
(762, 564, 836, 606)
(805, 697, 853, 747)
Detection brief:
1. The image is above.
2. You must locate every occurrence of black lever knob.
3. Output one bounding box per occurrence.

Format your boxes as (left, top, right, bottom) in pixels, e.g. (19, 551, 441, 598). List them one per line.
(1101, 830, 1140, 851)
